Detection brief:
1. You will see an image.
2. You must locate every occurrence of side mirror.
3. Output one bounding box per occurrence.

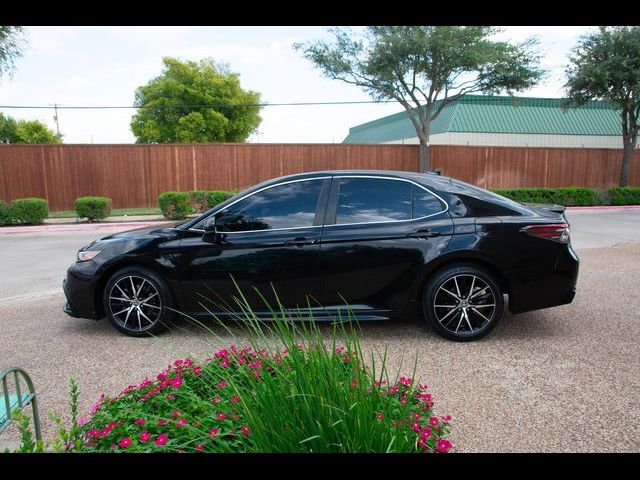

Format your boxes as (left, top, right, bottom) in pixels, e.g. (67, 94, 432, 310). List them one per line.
(202, 217, 223, 244)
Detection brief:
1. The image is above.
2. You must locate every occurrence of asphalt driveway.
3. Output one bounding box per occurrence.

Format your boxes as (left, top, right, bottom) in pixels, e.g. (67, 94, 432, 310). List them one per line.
(0, 209, 639, 452)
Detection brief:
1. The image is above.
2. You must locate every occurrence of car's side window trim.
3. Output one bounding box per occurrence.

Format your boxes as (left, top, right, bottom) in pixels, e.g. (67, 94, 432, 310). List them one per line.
(324, 175, 449, 227)
(188, 177, 331, 234)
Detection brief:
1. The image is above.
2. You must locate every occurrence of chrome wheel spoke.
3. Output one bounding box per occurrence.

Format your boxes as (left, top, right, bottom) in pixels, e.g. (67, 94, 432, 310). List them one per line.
(470, 287, 488, 300)
(136, 308, 142, 330)
(115, 284, 130, 299)
(129, 277, 136, 297)
(463, 309, 474, 333)
(123, 306, 133, 327)
(141, 292, 158, 303)
(113, 306, 130, 316)
(136, 279, 147, 298)
(468, 276, 476, 300)
(437, 305, 459, 324)
(471, 307, 491, 324)
(138, 308, 153, 324)
(441, 287, 461, 301)
(453, 277, 461, 298)
(454, 311, 464, 333)
(143, 303, 161, 310)
(471, 304, 495, 308)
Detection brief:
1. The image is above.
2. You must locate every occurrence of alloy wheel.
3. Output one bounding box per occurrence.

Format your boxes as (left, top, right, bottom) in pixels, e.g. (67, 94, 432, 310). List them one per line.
(433, 274, 496, 336)
(108, 275, 163, 332)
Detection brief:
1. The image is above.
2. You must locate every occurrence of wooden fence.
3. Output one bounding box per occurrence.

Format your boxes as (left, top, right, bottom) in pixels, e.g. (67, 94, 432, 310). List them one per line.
(0, 143, 638, 211)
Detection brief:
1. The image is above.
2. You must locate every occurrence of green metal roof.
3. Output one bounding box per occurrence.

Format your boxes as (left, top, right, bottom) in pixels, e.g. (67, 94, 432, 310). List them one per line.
(343, 95, 622, 143)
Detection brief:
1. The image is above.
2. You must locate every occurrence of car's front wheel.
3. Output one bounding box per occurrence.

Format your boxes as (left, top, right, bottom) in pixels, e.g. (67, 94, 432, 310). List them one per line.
(422, 263, 504, 341)
(103, 266, 175, 337)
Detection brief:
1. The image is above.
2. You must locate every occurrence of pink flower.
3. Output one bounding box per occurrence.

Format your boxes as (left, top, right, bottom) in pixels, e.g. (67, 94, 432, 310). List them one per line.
(158, 419, 167, 426)
(429, 417, 439, 427)
(171, 377, 183, 389)
(420, 426, 432, 439)
(209, 428, 219, 437)
(216, 380, 227, 389)
(376, 412, 383, 421)
(214, 348, 228, 358)
(174, 359, 184, 367)
(193, 366, 202, 375)
(441, 415, 452, 421)
(166, 394, 175, 400)
(90, 401, 101, 415)
(216, 413, 227, 420)
(176, 418, 188, 427)
(253, 370, 261, 380)
(155, 434, 168, 446)
(87, 429, 100, 438)
(221, 358, 230, 368)
(134, 418, 146, 425)
(437, 439, 452, 452)
(399, 376, 412, 386)
(335, 346, 345, 354)
(344, 355, 350, 363)
(118, 437, 132, 449)
(211, 396, 221, 404)
(156, 372, 168, 381)
(240, 425, 250, 436)
(230, 395, 240, 404)
(140, 431, 150, 442)
(411, 421, 421, 432)
(172, 409, 181, 417)
(77, 416, 88, 426)
(195, 444, 205, 452)
(419, 383, 428, 390)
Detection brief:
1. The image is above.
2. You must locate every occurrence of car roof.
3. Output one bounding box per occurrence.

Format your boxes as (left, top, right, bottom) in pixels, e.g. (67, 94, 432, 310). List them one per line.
(258, 169, 454, 190)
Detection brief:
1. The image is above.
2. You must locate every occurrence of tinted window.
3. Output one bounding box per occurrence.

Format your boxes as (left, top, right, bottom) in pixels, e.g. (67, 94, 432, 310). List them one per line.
(413, 188, 444, 218)
(336, 178, 412, 224)
(215, 180, 323, 232)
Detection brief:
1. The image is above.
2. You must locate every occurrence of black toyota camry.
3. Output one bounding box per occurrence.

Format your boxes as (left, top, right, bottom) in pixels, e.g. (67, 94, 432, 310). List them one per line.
(63, 170, 579, 341)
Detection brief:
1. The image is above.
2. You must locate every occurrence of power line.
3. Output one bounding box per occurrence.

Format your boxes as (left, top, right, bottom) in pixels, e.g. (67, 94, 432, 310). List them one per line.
(0, 100, 400, 110)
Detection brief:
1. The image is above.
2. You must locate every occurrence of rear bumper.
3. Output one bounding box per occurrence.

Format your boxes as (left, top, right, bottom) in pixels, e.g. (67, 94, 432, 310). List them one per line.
(507, 244, 579, 314)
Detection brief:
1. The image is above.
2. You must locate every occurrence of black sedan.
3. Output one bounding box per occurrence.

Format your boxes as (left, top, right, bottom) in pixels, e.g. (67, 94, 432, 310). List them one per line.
(63, 170, 579, 341)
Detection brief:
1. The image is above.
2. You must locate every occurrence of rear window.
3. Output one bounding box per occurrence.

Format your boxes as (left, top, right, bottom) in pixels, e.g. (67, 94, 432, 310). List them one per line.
(451, 179, 530, 216)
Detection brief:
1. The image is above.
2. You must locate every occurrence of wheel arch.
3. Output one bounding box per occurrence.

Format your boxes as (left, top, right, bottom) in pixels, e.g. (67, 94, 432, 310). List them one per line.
(410, 251, 511, 306)
(94, 257, 183, 318)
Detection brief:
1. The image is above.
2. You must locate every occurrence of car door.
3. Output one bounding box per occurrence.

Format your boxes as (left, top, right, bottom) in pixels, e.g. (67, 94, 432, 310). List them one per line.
(317, 176, 453, 317)
(177, 177, 330, 316)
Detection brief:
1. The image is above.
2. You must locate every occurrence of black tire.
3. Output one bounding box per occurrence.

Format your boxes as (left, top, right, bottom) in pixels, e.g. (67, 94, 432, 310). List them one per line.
(103, 266, 175, 337)
(422, 263, 504, 342)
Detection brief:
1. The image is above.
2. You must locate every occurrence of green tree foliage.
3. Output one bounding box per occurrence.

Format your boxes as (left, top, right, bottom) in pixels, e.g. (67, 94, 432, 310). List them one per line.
(131, 57, 262, 143)
(0, 113, 62, 143)
(295, 26, 543, 171)
(565, 26, 640, 187)
(0, 26, 24, 79)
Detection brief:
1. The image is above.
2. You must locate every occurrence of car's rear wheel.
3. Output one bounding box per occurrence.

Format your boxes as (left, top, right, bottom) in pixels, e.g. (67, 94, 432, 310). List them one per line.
(103, 266, 174, 337)
(422, 264, 504, 341)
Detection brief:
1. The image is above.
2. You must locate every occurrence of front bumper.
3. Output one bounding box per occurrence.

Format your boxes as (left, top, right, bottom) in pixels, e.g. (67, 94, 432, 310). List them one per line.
(63, 263, 101, 320)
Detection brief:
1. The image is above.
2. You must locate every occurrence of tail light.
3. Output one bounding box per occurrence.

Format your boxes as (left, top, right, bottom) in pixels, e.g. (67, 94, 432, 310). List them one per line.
(520, 223, 570, 243)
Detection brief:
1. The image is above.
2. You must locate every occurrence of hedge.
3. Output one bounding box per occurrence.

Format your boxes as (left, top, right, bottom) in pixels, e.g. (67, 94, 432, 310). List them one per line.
(492, 187, 600, 206)
(10, 198, 49, 225)
(75, 196, 112, 222)
(608, 187, 640, 205)
(159, 190, 236, 219)
(158, 191, 191, 220)
(0, 199, 11, 226)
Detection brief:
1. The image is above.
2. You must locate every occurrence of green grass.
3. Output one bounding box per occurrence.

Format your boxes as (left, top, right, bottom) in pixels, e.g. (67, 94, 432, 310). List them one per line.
(49, 207, 162, 218)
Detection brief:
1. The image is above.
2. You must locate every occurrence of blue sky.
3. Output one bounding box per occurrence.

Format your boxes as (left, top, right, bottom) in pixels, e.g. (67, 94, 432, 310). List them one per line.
(0, 26, 594, 144)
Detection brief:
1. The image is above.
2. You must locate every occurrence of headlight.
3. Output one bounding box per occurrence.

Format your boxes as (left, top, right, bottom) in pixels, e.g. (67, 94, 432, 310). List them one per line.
(77, 250, 101, 262)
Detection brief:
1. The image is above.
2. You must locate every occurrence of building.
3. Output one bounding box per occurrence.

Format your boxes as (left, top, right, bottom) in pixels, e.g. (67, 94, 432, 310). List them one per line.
(343, 95, 626, 149)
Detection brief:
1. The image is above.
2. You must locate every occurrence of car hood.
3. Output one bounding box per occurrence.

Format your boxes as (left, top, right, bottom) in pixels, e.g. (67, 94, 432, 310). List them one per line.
(99, 222, 180, 241)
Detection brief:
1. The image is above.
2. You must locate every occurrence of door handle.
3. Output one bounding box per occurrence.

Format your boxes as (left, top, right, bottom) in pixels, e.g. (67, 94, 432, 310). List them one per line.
(407, 229, 441, 239)
(284, 237, 318, 247)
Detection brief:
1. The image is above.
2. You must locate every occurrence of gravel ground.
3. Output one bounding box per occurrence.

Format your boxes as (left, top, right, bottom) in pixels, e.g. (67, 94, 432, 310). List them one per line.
(1, 244, 639, 452)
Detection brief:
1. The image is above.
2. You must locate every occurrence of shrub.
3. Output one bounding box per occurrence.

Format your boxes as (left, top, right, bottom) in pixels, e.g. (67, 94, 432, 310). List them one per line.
(0, 199, 11, 226)
(206, 190, 235, 209)
(608, 187, 640, 205)
(10, 197, 48, 225)
(66, 306, 452, 453)
(188, 191, 209, 213)
(74, 196, 112, 222)
(492, 187, 599, 206)
(158, 191, 191, 220)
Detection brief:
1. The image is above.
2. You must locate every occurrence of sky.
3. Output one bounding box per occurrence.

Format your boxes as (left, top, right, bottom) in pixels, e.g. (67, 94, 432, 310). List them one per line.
(0, 26, 595, 144)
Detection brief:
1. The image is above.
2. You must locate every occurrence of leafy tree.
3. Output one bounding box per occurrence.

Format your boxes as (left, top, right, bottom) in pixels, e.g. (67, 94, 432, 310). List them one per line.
(565, 26, 640, 187)
(131, 57, 262, 143)
(0, 26, 24, 79)
(296, 26, 543, 171)
(0, 113, 62, 143)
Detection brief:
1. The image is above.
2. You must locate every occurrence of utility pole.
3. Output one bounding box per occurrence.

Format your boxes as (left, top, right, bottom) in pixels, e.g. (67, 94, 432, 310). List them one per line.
(52, 103, 60, 136)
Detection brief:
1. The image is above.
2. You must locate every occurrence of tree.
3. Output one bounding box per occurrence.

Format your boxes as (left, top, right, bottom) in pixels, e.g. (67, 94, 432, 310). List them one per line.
(565, 26, 640, 187)
(0, 26, 25, 79)
(131, 57, 262, 143)
(0, 113, 62, 143)
(295, 26, 543, 171)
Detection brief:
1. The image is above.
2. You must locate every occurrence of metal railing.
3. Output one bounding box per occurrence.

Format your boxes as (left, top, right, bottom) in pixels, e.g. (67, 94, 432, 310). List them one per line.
(0, 366, 41, 441)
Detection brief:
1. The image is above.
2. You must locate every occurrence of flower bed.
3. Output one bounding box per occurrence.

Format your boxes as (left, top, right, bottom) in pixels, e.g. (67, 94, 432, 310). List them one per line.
(75, 341, 452, 453)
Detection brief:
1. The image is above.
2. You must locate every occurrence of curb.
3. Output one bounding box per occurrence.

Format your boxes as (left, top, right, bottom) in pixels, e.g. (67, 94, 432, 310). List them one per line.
(566, 205, 640, 212)
(0, 221, 171, 234)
